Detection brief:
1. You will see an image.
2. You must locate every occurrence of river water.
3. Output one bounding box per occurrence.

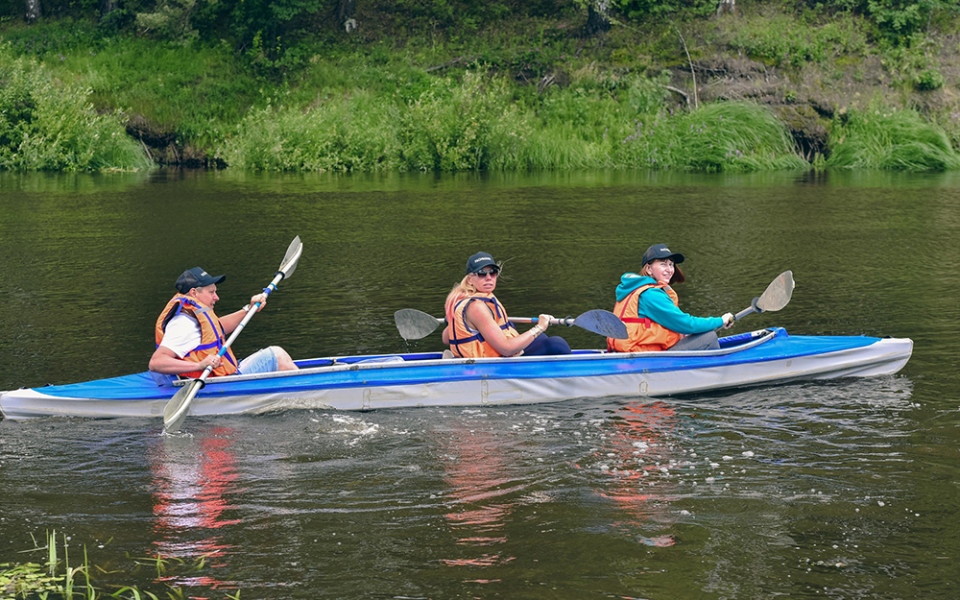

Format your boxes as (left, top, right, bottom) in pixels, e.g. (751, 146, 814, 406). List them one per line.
(1, 169, 958, 599)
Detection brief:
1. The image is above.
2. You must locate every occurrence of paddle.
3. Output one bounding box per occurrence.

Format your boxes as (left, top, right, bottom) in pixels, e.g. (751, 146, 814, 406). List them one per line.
(393, 308, 628, 341)
(671, 270, 795, 351)
(162, 236, 304, 433)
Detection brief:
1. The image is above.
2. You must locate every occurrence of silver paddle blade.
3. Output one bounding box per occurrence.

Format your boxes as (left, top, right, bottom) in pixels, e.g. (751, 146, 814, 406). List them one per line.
(163, 379, 200, 433)
(278, 236, 303, 278)
(394, 309, 444, 340)
(573, 309, 629, 339)
(756, 270, 795, 312)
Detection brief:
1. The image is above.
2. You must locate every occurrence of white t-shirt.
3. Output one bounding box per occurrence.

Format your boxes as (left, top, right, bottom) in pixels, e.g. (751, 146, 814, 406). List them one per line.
(159, 314, 203, 358)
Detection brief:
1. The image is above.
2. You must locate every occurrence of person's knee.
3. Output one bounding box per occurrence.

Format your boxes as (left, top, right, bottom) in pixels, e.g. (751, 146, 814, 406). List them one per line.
(548, 336, 572, 355)
(270, 346, 298, 371)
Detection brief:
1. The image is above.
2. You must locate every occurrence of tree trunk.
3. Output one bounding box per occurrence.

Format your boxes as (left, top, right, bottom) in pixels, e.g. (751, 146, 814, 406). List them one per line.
(100, 0, 117, 18)
(585, 1, 611, 36)
(25, 0, 41, 21)
(339, 0, 357, 33)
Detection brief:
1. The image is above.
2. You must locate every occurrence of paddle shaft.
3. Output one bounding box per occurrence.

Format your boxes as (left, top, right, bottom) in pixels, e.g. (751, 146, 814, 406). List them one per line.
(393, 307, 627, 340)
(417, 314, 593, 331)
(510, 316, 577, 327)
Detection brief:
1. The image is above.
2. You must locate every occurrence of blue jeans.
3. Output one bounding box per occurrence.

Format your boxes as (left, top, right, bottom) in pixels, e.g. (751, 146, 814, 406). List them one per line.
(239, 346, 281, 374)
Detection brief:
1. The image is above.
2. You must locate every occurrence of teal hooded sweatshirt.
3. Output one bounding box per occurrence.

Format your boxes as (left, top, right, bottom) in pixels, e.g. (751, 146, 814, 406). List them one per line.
(615, 274, 723, 335)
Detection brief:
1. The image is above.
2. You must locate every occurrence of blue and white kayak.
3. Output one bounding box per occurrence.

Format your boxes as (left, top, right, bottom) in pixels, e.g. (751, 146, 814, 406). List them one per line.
(0, 328, 913, 421)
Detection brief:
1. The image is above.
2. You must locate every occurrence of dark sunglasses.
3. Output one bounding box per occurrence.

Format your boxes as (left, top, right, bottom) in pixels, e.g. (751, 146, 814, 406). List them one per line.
(475, 269, 499, 278)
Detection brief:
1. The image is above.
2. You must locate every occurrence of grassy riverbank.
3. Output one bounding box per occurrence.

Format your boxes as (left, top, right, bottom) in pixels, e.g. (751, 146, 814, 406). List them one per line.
(1, 2, 959, 172)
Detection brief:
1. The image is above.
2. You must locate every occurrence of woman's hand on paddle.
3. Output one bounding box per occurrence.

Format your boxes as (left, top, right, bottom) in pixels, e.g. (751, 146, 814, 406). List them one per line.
(721, 312, 735, 329)
(537, 314, 553, 332)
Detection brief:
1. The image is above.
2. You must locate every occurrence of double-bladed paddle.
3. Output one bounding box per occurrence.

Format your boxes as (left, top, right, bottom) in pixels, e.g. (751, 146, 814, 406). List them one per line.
(162, 236, 304, 433)
(671, 270, 795, 351)
(393, 308, 628, 341)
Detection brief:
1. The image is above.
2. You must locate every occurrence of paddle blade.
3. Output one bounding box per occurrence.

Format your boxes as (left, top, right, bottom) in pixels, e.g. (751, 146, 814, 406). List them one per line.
(394, 309, 444, 340)
(573, 309, 629, 339)
(756, 270, 794, 312)
(163, 379, 201, 433)
(278, 236, 303, 278)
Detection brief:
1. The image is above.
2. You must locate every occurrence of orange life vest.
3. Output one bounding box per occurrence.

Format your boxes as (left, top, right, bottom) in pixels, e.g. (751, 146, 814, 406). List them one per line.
(154, 294, 239, 377)
(607, 284, 683, 352)
(449, 294, 519, 358)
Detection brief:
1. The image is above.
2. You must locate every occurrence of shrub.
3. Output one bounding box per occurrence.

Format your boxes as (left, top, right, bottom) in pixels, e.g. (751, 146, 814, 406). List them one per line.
(913, 68, 945, 91)
(0, 45, 151, 172)
(614, 102, 808, 172)
(827, 105, 960, 171)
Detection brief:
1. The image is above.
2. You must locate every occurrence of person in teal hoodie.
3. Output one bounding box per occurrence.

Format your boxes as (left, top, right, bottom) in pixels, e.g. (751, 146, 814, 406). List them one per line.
(607, 243, 733, 352)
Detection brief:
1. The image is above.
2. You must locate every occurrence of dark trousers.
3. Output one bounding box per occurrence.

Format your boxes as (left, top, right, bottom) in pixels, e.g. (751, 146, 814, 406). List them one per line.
(524, 333, 572, 356)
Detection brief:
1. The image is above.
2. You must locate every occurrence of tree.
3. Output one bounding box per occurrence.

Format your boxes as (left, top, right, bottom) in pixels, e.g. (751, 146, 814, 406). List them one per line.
(25, 0, 41, 21)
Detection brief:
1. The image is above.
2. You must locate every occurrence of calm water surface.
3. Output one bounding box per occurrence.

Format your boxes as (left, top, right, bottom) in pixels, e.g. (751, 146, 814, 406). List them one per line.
(1, 169, 958, 599)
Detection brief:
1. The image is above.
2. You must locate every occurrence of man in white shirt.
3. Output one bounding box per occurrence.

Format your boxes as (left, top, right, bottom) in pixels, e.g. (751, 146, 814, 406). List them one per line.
(149, 267, 297, 377)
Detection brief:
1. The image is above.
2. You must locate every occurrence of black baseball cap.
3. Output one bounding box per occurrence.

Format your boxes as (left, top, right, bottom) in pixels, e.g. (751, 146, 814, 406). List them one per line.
(175, 267, 225, 293)
(465, 252, 499, 275)
(641, 244, 685, 268)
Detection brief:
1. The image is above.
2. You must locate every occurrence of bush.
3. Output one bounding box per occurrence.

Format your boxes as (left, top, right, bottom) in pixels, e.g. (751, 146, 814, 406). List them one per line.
(913, 67, 945, 91)
(827, 105, 960, 171)
(0, 45, 152, 171)
(614, 102, 808, 172)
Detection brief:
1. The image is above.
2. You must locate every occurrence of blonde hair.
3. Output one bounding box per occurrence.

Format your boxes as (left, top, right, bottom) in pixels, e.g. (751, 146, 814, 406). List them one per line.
(444, 275, 479, 322)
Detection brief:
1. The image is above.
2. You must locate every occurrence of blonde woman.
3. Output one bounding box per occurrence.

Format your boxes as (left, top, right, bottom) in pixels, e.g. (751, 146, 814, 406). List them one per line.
(441, 252, 571, 358)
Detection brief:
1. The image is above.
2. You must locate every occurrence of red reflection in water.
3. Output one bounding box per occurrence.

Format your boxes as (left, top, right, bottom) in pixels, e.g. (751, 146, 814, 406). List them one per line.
(579, 401, 679, 547)
(148, 427, 241, 590)
(439, 428, 518, 569)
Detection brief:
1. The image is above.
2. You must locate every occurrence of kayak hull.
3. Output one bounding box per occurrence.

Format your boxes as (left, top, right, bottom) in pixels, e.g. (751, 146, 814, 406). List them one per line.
(0, 329, 914, 421)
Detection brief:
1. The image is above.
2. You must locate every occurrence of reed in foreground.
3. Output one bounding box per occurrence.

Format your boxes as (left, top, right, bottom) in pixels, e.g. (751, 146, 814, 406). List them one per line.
(0, 530, 240, 599)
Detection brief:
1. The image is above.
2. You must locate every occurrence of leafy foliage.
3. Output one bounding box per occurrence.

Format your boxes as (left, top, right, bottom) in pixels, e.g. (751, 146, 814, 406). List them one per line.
(0, 45, 152, 171)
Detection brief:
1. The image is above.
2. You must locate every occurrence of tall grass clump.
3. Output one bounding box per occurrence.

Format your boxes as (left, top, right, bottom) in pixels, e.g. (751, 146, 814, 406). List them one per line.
(517, 69, 671, 169)
(217, 89, 405, 171)
(397, 72, 530, 171)
(614, 102, 808, 172)
(0, 45, 152, 172)
(827, 106, 960, 171)
(220, 72, 531, 172)
(1, 529, 244, 599)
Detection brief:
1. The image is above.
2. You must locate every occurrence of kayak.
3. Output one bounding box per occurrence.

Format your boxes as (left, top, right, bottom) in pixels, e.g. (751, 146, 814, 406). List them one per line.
(0, 328, 913, 421)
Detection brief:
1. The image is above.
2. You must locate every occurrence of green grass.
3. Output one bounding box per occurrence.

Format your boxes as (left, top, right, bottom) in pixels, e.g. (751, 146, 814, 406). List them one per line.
(218, 67, 806, 173)
(0, 44, 153, 172)
(718, 10, 869, 69)
(1, 7, 958, 173)
(827, 104, 960, 171)
(0, 530, 242, 599)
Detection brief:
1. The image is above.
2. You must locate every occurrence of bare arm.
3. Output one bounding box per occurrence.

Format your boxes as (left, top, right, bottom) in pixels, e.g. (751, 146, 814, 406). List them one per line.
(149, 345, 220, 375)
(466, 302, 549, 357)
(218, 293, 268, 334)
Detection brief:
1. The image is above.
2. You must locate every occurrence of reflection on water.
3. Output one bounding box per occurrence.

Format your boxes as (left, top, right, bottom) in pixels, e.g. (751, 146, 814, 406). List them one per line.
(148, 427, 241, 590)
(438, 412, 518, 571)
(577, 401, 679, 547)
